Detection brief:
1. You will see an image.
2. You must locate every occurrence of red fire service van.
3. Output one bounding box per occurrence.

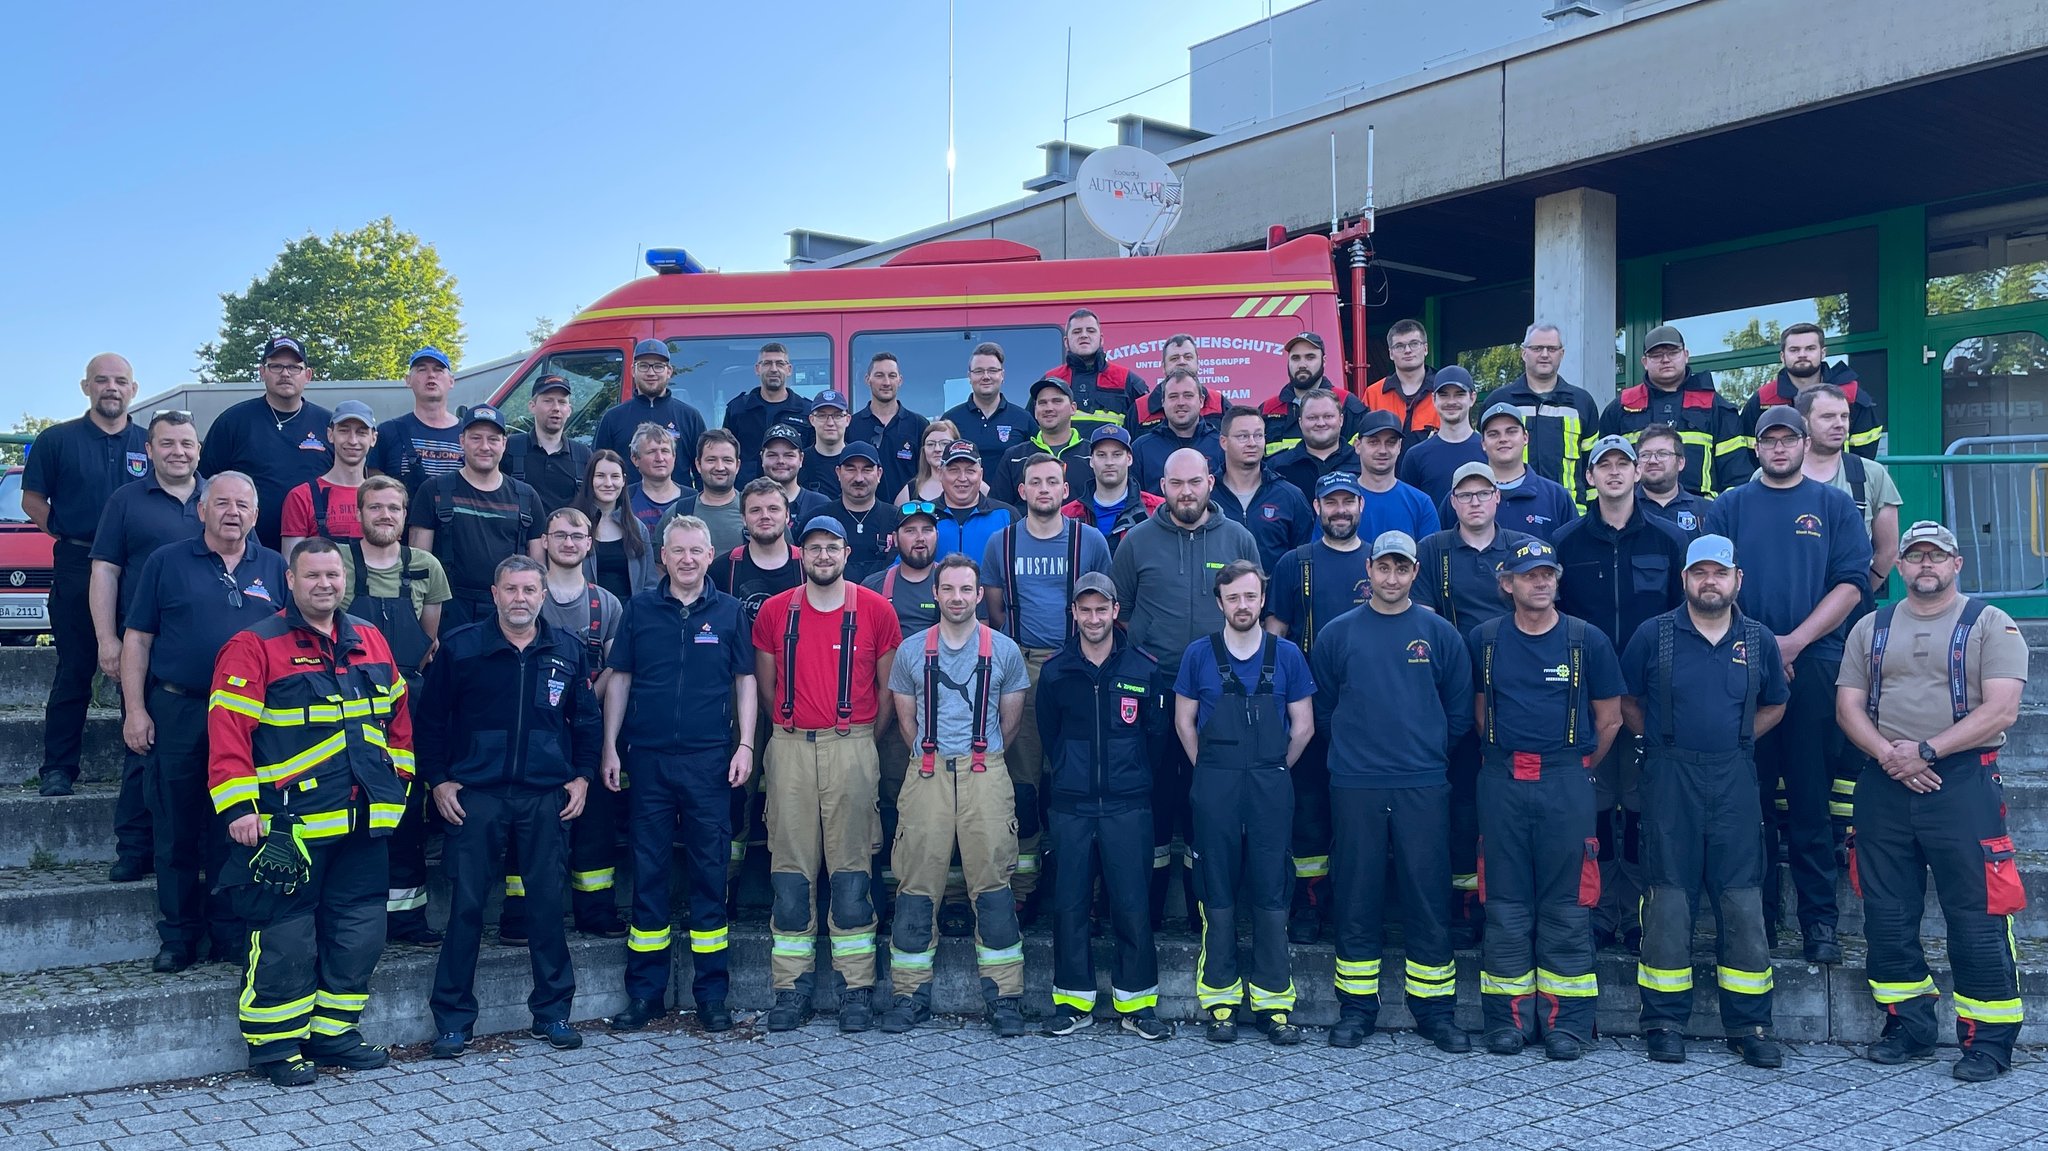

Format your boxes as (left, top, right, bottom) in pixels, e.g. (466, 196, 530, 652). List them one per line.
(487, 235, 1344, 438)
(0, 466, 55, 642)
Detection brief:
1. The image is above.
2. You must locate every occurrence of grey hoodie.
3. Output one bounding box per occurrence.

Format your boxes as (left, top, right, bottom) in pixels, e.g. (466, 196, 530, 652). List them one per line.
(1109, 499, 1261, 668)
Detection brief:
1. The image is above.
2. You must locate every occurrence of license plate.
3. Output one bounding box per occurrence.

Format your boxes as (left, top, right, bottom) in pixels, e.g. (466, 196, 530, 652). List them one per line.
(0, 603, 45, 620)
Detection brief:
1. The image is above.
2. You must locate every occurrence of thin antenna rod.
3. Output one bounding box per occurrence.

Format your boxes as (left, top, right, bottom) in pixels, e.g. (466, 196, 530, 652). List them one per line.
(1329, 133, 1339, 236)
(1364, 124, 1377, 223)
(946, 0, 956, 219)
(1063, 27, 1073, 139)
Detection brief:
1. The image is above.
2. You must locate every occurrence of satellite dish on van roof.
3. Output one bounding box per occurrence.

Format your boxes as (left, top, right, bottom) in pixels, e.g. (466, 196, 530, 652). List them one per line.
(1074, 145, 1184, 257)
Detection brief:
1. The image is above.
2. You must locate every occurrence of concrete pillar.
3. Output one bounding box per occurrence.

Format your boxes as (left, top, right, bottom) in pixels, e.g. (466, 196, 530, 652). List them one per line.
(1534, 187, 1619, 407)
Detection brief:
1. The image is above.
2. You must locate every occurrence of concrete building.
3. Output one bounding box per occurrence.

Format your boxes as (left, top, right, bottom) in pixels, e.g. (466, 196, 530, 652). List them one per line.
(790, 0, 2048, 602)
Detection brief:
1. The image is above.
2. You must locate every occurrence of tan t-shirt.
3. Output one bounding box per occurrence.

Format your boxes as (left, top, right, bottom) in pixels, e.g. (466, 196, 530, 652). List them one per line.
(1838, 596, 2029, 746)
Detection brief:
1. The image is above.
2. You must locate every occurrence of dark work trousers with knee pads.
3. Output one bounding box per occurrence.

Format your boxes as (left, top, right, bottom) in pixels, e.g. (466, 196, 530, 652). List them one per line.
(1755, 650, 1842, 937)
(1289, 730, 1333, 929)
(1330, 783, 1458, 1029)
(1592, 735, 1643, 940)
(1477, 753, 1600, 1043)
(624, 748, 733, 1010)
(1049, 807, 1159, 1017)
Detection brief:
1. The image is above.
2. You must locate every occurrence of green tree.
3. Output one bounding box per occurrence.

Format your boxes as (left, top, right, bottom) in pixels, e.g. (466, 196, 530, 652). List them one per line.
(195, 217, 463, 382)
(1457, 344, 1525, 396)
(0, 414, 58, 468)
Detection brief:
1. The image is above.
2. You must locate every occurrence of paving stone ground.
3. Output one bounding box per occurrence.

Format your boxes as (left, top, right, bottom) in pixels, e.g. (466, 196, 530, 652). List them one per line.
(2, 1017, 2042, 1151)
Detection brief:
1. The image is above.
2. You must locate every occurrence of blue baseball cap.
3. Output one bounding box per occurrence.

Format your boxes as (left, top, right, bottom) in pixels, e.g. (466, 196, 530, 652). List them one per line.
(1480, 401, 1525, 429)
(632, 339, 671, 362)
(409, 346, 450, 370)
(1432, 365, 1475, 394)
(811, 389, 850, 413)
(1089, 425, 1133, 450)
(1355, 410, 1401, 439)
(1315, 471, 1366, 500)
(329, 400, 377, 429)
(1684, 534, 1737, 571)
(461, 405, 507, 433)
(800, 515, 847, 543)
(838, 441, 881, 467)
(1498, 539, 1562, 575)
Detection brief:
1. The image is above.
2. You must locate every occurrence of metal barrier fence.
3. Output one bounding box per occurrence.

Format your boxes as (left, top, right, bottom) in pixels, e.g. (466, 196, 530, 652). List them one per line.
(1882, 437, 2048, 599)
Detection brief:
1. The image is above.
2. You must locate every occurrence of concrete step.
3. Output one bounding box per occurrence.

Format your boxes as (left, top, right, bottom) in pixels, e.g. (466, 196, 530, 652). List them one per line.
(3, 927, 2043, 1104)
(0, 711, 124, 784)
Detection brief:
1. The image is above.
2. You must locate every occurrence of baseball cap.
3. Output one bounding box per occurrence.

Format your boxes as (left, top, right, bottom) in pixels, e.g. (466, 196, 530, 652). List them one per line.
(1355, 410, 1401, 440)
(1899, 520, 1961, 556)
(763, 424, 806, 448)
(1071, 571, 1118, 604)
(1451, 461, 1496, 489)
(1498, 539, 1562, 575)
(1314, 472, 1366, 500)
(1755, 406, 1807, 439)
(632, 338, 671, 362)
(461, 405, 507, 433)
(1588, 434, 1637, 464)
(1480, 401, 1525, 429)
(1684, 534, 1737, 570)
(941, 440, 981, 466)
(329, 400, 377, 429)
(897, 501, 940, 526)
(1432, 365, 1475, 394)
(259, 336, 305, 363)
(409, 346, 451, 370)
(1644, 324, 1686, 352)
(1284, 332, 1325, 354)
(810, 389, 850, 413)
(1089, 425, 1133, 450)
(1370, 530, 1418, 562)
(1029, 376, 1073, 401)
(532, 374, 572, 396)
(799, 516, 847, 543)
(838, 441, 881, 467)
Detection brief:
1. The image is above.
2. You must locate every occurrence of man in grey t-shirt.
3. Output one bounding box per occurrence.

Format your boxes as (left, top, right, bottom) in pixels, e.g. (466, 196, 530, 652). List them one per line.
(880, 555, 1030, 1037)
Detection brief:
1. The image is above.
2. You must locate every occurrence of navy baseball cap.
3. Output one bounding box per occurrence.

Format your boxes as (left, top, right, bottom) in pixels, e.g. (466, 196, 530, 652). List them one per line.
(1090, 425, 1133, 450)
(532, 374, 572, 396)
(1432, 366, 1475, 394)
(800, 516, 847, 543)
(461, 405, 507, 433)
(941, 440, 981, 466)
(1029, 376, 1073, 401)
(632, 339, 671, 362)
(409, 346, 450, 369)
(1284, 332, 1325, 354)
(763, 424, 805, 448)
(1498, 540, 1562, 575)
(811, 389, 850, 413)
(329, 400, 377, 429)
(259, 335, 305, 363)
(1355, 410, 1401, 439)
(1756, 406, 1806, 438)
(1684, 534, 1737, 570)
(1315, 472, 1366, 500)
(838, 441, 881, 467)
(1480, 401, 1525, 429)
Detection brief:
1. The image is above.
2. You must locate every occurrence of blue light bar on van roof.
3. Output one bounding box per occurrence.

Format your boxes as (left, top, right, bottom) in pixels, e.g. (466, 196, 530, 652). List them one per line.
(645, 247, 706, 275)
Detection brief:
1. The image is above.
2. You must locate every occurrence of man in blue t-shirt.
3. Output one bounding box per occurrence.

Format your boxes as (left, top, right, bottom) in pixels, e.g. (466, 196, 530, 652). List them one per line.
(1353, 411, 1441, 541)
(1264, 470, 1372, 944)
(369, 347, 464, 497)
(1399, 368, 1487, 508)
(1465, 538, 1624, 1062)
(1310, 530, 1474, 1053)
(1173, 560, 1316, 1047)
(1702, 405, 1870, 966)
(982, 453, 1110, 917)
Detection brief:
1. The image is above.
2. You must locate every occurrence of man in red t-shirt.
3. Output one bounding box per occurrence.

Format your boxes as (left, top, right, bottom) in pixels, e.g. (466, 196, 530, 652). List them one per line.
(750, 515, 902, 1034)
(280, 400, 376, 554)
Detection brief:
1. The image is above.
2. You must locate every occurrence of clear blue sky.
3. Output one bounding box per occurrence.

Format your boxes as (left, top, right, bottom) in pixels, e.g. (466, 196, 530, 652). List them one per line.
(0, 0, 1303, 422)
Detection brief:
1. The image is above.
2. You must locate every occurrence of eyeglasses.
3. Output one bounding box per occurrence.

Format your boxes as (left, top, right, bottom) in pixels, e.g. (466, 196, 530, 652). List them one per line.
(1521, 345, 1563, 355)
(1450, 490, 1496, 504)
(969, 368, 1003, 377)
(1226, 431, 1264, 443)
(1636, 449, 1678, 461)
(900, 501, 936, 516)
(219, 571, 243, 609)
(1389, 340, 1427, 352)
(1900, 550, 1954, 566)
(262, 362, 306, 375)
(1644, 348, 1685, 361)
(546, 531, 590, 543)
(1756, 435, 1804, 449)
(802, 543, 845, 556)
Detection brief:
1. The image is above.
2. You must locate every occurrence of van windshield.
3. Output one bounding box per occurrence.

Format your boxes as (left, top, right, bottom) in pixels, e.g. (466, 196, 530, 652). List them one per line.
(668, 335, 833, 429)
(0, 471, 26, 524)
(849, 327, 1063, 416)
(497, 348, 627, 443)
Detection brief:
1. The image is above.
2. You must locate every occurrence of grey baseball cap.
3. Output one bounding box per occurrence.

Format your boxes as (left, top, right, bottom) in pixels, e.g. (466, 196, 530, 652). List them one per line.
(329, 400, 377, 429)
(1071, 571, 1118, 604)
(1899, 521, 1961, 556)
(1370, 530, 1418, 562)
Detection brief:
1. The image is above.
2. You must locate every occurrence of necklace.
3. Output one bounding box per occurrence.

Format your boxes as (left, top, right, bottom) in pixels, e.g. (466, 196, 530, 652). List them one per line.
(841, 504, 880, 535)
(271, 405, 298, 433)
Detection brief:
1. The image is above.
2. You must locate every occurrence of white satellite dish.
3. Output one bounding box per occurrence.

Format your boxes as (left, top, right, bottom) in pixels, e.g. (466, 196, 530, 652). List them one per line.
(1074, 145, 1184, 257)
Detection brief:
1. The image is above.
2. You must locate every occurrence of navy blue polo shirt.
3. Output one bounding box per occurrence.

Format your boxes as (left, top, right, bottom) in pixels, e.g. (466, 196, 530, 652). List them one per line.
(1173, 634, 1315, 735)
(1639, 486, 1707, 540)
(124, 538, 288, 690)
(1622, 608, 1789, 755)
(1132, 425, 1225, 495)
(850, 405, 931, 501)
(1266, 541, 1371, 651)
(89, 476, 202, 625)
(1216, 473, 1315, 572)
(200, 396, 333, 548)
(23, 416, 149, 541)
(608, 584, 756, 755)
(942, 398, 1034, 467)
(1466, 614, 1624, 755)
(1399, 434, 1486, 509)
(1413, 526, 1537, 637)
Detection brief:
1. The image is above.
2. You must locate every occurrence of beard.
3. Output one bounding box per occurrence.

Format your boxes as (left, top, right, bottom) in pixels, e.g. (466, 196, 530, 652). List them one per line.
(361, 522, 403, 547)
(1169, 496, 1206, 526)
(1323, 518, 1357, 541)
(804, 564, 844, 588)
(1787, 360, 1822, 380)
(1685, 588, 1732, 614)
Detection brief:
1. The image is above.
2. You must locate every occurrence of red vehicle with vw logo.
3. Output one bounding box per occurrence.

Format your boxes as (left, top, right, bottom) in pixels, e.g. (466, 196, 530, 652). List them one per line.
(0, 467, 54, 642)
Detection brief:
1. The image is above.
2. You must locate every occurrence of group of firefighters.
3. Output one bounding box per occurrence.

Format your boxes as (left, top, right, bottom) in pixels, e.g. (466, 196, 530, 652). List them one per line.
(21, 311, 2023, 1087)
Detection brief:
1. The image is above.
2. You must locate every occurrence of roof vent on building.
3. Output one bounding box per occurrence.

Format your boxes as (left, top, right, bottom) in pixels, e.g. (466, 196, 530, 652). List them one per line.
(1024, 141, 1095, 193)
(1110, 114, 1211, 156)
(786, 230, 875, 269)
(1542, 2, 1607, 24)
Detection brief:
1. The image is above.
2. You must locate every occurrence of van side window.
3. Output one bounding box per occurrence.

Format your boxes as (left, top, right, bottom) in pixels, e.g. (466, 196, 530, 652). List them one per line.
(498, 349, 627, 443)
(665, 335, 833, 429)
(849, 327, 1063, 417)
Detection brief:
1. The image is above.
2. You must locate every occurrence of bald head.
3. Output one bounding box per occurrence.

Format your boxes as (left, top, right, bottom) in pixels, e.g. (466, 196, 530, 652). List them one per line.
(1161, 447, 1215, 528)
(80, 353, 137, 423)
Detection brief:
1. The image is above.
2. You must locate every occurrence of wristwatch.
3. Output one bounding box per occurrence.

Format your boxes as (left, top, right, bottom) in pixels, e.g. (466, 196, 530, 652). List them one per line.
(1918, 740, 1939, 763)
